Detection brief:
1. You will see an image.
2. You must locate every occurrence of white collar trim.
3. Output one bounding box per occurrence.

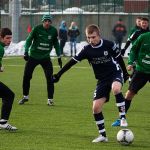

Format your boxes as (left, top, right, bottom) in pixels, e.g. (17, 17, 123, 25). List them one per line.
(91, 39, 103, 48)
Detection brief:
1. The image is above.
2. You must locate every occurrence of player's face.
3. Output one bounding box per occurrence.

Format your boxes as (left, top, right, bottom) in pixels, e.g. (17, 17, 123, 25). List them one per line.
(86, 32, 100, 46)
(136, 19, 141, 27)
(141, 20, 149, 30)
(43, 20, 51, 29)
(1, 35, 12, 46)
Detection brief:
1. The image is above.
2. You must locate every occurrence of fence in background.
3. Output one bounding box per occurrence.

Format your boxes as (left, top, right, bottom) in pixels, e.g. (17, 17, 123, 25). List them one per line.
(0, 0, 150, 41)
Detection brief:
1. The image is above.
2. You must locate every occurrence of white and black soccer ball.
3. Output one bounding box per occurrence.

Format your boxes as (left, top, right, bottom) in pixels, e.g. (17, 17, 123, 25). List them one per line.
(117, 129, 134, 146)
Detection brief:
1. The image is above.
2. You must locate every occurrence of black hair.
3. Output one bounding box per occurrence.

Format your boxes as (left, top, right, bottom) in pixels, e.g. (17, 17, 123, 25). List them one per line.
(0, 28, 12, 38)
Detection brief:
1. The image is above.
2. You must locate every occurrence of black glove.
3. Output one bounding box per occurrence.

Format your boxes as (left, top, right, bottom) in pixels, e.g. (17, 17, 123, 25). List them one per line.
(58, 57, 62, 68)
(52, 74, 60, 83)
(24, 52, 29, 61)
(121, 48, 126, 56)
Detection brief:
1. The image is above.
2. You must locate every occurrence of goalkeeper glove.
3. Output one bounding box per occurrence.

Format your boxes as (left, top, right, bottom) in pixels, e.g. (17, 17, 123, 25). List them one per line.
(58, 57, 62, 68)
(24, 52, 29, 61)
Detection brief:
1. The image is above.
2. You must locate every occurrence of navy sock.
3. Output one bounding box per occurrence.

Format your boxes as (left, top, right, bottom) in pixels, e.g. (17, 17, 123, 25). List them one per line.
(93, 112, 106, 137)
(115, 93, 126, 119)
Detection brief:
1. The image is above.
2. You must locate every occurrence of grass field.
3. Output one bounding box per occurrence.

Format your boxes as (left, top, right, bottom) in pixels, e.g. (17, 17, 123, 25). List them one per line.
(0, 56, 149, 150)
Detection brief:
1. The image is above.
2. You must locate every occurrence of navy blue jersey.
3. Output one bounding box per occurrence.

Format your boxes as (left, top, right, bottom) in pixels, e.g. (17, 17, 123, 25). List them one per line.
(73, 39, 121, 80)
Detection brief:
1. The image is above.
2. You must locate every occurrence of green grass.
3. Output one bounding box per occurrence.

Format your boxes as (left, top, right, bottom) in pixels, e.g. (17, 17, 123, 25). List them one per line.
(0, 56, 149, 150)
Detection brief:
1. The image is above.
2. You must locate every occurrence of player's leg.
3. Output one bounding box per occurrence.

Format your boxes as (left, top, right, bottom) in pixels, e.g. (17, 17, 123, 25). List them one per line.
(41, 58, 54, 106)
(0, 82, 17, 131)
(112, 80, 128, 127)
(19, 57, 38, 104)
(111, 71, 127, 127)
(92, 81, 110, 143)
(92, 98, 108, 143)
(125, 71, 148, 113)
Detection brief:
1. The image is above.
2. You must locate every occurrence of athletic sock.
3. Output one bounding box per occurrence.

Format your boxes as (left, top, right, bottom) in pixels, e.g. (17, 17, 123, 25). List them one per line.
(23, 95, 29, 99)
(115, 93, 126, 119)
(93, 112, 106, 137)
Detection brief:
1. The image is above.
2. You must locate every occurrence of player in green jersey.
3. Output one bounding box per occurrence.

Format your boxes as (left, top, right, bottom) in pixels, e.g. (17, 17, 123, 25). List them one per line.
(125, 32, 150, 112)
(112, 32, 150, 126)
(19, 14, 62, 106)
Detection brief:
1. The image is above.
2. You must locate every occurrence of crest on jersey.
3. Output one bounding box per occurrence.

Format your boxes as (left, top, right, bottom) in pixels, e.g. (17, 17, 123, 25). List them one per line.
(104, 51, 108, 56)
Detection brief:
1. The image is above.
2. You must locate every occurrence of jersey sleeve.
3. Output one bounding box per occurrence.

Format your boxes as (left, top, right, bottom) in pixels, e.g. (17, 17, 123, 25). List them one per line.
(24, 27, 35, 53)
(128, 35, 141, 65)
(73, 46, 87, 61)
(53, 29, 61, 57)
(111, 42, 120, 58)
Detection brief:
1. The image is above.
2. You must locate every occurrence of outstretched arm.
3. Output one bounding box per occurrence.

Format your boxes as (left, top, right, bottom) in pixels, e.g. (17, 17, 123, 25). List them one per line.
(53, 58, 77, 82)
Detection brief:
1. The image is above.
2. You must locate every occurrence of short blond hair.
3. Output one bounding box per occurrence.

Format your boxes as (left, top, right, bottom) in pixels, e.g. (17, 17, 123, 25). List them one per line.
(85, 24, 100, 35)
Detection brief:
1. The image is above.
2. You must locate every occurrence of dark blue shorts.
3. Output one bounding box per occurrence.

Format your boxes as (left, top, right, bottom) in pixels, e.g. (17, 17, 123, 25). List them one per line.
(129, 70, 150, 93)
(93, 71, 123, 102)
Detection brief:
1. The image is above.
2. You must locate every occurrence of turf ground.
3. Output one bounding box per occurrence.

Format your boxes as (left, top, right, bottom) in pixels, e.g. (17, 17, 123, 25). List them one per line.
(0, 56, 149, 150)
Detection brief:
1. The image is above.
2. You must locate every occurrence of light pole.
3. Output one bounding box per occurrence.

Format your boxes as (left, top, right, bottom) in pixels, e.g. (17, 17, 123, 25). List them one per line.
(29, 0, 32, 11)
(11, 0, 21, 43)
(48, 0, 50, 14)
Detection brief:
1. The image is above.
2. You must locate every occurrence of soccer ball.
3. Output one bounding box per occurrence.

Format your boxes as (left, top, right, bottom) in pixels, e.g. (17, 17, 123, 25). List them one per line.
(117, 129, 134, 146)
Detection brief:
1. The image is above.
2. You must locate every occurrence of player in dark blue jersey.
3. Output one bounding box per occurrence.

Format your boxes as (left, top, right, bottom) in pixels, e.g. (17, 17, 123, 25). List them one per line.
(52, 24, 128, 143)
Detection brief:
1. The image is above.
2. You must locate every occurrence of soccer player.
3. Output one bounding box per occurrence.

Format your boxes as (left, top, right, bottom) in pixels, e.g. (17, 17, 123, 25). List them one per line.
(121, 17, 149, 56)
(112, 17, 149, 126)
(128, 16, 142, 37)
(121, 17, 149, 83)
(19, 14, 62, 106)
(0, 28, 17, 131)
(52, 24, 128, 143)
(113, 32, 150, 126)
(125, 32, 150, 112)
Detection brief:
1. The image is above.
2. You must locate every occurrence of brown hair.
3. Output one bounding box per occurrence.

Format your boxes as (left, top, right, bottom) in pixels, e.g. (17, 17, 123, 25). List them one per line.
(141, 17, 149, 22)
(0, 28, 12, 38)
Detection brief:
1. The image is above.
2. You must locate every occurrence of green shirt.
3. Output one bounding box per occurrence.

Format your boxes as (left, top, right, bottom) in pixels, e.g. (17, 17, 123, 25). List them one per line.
(0, 41, 5, 67)
(128, 32, 150, 74)
(25, 24, 61, 60)
(128, 26, 140, 44)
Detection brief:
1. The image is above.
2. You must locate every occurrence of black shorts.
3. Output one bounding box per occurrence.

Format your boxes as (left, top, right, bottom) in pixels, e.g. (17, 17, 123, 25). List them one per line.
(93, 70, 123, 102)
(129, 71, 150, 93)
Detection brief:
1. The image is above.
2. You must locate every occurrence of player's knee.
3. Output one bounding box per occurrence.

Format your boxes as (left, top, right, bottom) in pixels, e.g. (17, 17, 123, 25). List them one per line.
(92, 105, 98, 113)
(112, 87, 121, 95)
